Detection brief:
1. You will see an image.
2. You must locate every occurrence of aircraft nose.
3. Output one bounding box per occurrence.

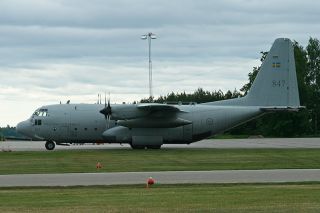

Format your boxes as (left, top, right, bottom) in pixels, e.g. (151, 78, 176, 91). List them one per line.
(16, 120, 33, 137)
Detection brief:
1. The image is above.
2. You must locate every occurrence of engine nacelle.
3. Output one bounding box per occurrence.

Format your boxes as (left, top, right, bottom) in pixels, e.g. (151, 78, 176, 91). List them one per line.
(117, 117, 191, 128)
(102, 126, 131, 143)
(102, 126, 163, 146)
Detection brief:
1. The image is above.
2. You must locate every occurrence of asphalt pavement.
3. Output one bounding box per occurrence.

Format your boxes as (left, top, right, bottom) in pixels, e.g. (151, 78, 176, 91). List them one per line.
(1, 138, 320, 151)
(0, 169, 319, 187)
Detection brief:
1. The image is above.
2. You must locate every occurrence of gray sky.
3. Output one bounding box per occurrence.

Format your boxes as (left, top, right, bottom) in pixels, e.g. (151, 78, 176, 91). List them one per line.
(1, 0, 320, 126)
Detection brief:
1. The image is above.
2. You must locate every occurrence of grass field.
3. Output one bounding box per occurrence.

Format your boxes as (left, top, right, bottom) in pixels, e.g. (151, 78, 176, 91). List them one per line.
(0, 183, 319, 212)
(1, 149, 320, 174)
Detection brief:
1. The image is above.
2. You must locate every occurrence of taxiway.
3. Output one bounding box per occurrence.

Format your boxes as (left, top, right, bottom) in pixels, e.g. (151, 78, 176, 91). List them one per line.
(0, 169, 319, 187)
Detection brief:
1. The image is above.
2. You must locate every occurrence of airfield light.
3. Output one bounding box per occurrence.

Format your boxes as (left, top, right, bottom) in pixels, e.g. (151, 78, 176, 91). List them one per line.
(141, 32, 157, 102)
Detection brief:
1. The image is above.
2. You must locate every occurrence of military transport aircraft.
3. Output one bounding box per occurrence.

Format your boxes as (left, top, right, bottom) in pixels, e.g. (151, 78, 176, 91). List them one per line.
(17, 38, 302, 150)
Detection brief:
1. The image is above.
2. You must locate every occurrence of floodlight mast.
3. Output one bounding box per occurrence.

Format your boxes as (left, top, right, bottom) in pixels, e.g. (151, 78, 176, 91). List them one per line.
(141, 32, 156, 102)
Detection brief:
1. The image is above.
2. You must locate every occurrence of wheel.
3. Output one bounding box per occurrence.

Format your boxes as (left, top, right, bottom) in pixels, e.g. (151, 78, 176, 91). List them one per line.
(45, 141, 55, 150)
(146, 145, 161, 149)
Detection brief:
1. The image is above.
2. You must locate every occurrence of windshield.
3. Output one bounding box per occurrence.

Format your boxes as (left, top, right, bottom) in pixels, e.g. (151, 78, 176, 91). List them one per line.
(33, 108, 48, 117)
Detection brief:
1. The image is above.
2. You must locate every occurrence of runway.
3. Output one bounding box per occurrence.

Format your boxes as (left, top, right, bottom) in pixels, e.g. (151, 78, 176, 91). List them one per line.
(1, 138, 320, 151)
(0, 169, 319, 187)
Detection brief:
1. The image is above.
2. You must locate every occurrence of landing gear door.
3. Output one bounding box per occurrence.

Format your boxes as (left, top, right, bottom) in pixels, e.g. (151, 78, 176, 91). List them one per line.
(183, 124, 193, 142)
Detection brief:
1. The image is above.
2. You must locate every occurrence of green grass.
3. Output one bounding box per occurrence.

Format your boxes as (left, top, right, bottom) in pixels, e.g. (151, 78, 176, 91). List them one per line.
(0, 184, 320, 212)
(1, 149, 320, 174)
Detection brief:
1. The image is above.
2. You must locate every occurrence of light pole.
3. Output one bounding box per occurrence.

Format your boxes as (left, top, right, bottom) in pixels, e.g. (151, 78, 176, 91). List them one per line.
(141, 32, 156, 102)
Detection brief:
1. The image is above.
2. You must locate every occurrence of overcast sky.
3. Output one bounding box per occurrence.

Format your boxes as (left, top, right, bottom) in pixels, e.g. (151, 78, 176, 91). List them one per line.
(1, 0, 320, 126)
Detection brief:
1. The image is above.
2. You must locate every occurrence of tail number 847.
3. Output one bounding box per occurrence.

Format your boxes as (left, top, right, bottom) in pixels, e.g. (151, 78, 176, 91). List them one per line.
(272, 80, 286, 87)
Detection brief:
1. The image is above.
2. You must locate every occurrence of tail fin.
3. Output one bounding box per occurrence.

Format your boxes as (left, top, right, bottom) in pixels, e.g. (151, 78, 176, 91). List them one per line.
(245, 38, 300, 107)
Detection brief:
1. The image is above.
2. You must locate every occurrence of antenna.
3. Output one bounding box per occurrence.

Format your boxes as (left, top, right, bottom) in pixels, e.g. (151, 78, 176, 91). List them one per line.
(141, 32, 157, 102)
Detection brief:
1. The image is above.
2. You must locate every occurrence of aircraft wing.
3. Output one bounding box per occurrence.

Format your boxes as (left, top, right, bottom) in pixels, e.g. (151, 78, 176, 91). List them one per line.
(137, 103, 186, 113)
(112, 103, 190, 128)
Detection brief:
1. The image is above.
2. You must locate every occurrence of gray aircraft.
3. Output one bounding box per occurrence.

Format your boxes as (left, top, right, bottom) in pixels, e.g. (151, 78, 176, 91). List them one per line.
(17, 38, 302, 150)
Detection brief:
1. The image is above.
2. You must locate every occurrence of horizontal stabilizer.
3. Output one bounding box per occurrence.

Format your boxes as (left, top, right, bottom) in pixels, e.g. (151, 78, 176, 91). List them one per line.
(260, 106, 305, 112)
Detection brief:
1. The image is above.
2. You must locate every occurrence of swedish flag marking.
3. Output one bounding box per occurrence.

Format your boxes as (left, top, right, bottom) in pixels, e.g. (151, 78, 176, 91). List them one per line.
(272, 62, 281, 68)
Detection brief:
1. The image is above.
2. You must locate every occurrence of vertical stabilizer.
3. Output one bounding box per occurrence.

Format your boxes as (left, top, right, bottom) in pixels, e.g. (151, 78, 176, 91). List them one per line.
(245, 38, 300, 107)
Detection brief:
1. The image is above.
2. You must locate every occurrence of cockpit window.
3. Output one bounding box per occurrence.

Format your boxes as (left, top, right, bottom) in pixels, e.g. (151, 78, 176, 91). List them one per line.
(33, 110, 40, 116)
(33, 109, 48, 117)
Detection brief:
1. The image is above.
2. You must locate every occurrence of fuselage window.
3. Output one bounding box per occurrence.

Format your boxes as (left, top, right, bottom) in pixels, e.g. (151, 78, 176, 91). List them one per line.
(74, 128, 78, 131)
(94, 128, 98, 131)
(84, 128, 87, 131)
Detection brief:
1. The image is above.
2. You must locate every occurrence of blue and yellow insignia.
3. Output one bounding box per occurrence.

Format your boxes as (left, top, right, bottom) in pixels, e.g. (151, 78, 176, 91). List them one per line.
(272, 62, 281, 68)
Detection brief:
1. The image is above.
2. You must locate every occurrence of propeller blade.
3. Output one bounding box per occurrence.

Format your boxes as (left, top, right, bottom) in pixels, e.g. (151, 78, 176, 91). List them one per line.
(99, 91, 112, 129)
(106, 93, 111, 128)
(105, 92, 107, 108)
(107, 115, 111, 129)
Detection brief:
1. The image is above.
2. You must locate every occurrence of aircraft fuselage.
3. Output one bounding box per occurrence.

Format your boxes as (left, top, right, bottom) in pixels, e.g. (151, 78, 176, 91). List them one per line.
(17, 103, 262, 146)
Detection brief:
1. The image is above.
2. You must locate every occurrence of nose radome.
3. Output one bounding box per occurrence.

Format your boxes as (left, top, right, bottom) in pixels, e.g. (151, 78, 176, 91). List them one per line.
(16, 121, 32, 137)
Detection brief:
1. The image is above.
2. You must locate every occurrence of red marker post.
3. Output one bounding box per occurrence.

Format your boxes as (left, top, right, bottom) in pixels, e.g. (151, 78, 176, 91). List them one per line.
(146, 177, 155, 188)
(96, 162, 102, 169)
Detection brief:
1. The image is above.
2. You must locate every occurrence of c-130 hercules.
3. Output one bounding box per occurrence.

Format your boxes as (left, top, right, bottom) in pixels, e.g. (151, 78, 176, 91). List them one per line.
(17, 38, 302, 150)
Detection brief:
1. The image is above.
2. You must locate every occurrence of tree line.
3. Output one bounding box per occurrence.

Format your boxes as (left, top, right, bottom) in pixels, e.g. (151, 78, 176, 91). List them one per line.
(142, 37, 320, 137)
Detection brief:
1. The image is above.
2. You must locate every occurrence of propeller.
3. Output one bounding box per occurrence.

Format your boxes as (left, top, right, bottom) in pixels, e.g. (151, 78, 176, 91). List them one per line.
(100, 92, 112, 129)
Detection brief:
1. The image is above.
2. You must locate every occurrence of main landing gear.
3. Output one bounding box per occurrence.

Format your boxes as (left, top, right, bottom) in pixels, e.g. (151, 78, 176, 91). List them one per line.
(130, 144, 162, 149)
(45, 141, 55, 150)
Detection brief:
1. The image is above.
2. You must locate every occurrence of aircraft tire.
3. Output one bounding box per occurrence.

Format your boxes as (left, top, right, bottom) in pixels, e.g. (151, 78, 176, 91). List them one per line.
(45, 141, 55, 151)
